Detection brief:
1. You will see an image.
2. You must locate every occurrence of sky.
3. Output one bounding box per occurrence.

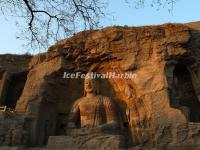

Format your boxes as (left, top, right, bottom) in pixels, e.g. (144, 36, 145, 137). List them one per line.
(0, 0, 200, 54)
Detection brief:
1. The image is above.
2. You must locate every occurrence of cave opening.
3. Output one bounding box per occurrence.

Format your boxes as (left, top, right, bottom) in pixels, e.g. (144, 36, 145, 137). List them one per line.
(173, 62, 200, 122)
(4, 71, 28, 109)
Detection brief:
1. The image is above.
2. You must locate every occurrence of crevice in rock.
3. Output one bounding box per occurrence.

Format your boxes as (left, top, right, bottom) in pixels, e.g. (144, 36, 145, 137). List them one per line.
(171, 61, 200, 122)
(4, 71, 28, 109)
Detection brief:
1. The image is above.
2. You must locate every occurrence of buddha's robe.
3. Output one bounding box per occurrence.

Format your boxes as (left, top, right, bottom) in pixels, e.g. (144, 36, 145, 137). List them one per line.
(68, 95, 118, 128)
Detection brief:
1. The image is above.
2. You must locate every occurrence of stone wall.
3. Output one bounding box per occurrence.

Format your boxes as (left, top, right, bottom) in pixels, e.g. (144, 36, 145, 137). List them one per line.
(1, 22, 200, 149)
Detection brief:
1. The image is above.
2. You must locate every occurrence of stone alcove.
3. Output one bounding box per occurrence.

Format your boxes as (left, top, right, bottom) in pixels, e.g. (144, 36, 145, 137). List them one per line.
(0, 71, 28, 108)
(173, 62, 200, 122)
(167, 59, 200, 122)
(41, 71, 123, 130)
(5, 71, 28, 108)
(31, 69, 132, 146)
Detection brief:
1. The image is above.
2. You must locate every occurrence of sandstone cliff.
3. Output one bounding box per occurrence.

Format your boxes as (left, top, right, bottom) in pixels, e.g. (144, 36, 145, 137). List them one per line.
(0, 22, 200, 150)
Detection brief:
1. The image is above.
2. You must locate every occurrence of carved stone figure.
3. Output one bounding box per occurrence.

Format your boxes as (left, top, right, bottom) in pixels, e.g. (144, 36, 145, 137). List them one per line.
(67, 73, 119, 134)
(124, 84, 150, 145)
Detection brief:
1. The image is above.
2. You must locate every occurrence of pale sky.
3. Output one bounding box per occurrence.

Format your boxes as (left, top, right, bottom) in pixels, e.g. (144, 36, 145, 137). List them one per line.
(0, 0, 200, 54)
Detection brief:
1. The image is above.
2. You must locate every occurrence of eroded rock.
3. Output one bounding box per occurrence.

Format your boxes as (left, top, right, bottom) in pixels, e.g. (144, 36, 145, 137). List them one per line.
(1, 22, 200, 149)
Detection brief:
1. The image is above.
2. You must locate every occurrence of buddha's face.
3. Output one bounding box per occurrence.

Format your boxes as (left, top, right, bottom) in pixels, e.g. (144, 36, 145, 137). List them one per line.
(84, 77, 96, 94)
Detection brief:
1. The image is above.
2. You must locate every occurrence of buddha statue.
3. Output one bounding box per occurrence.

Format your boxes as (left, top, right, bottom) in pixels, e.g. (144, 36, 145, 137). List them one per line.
(124, 84, 152, 145)
(67, 73, 120, 134)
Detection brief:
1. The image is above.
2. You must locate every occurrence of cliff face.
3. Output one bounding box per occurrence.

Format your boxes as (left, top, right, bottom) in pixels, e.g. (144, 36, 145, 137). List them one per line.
(1, 22, 200, 149)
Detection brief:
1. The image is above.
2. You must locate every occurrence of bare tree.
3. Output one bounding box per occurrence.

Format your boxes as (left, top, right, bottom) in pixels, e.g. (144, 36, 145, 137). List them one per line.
(126, 0, 177, 12)
(0, 0, 177, 52)
(0, 0, 106, 51)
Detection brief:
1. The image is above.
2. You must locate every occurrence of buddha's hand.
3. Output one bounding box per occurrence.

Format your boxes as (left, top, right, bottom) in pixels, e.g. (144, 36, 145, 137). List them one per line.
(67, 122, 76, 129)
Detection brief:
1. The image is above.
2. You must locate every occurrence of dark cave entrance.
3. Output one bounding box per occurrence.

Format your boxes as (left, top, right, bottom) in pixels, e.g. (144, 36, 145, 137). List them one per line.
(5, 71, 28, 108)
(173, 62, 200, 122)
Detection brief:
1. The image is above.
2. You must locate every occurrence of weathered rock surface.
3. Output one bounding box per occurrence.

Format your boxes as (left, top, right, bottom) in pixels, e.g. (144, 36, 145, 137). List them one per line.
(0, 54, 32, 107)
(1, 22, 200, 149)
(47, 135, 125, 150)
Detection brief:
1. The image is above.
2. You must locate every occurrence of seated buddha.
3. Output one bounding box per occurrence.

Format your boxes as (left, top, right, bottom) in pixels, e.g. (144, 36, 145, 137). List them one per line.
(66, 73, 120, 135)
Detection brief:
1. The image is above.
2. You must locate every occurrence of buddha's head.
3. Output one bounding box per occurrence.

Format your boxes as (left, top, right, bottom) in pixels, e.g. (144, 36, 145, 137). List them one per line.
(84, 73, 98, 95)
